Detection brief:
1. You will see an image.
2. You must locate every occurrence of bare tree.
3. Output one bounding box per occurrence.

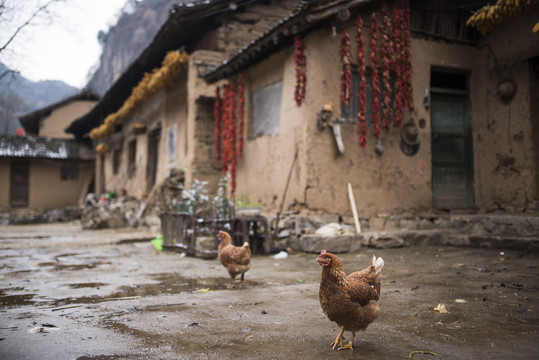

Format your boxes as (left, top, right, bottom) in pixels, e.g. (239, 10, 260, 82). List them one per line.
(0, 0, 62, 79)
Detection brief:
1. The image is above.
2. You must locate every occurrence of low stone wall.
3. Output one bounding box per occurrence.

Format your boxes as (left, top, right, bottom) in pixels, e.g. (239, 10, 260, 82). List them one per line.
(0, 206, 83, 225)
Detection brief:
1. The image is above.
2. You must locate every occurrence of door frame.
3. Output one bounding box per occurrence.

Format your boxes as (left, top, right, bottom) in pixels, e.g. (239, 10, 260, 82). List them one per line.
(430, 68, 475, 210)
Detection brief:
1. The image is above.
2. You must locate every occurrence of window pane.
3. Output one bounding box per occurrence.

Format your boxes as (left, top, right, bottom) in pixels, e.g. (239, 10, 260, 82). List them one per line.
(61, 164, 79, 181)
(252, 81, 283, 137)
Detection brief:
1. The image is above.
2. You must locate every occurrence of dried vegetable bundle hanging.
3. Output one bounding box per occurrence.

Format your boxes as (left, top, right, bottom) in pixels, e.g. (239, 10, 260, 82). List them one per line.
(391, 6, 405, 128)
(356, 16, 368, 148)
(380, 1, 393, 132)
(237, 73, 245, 160)
(369, 12, 381, 140)
(214, 87, 222, 161)
(294, 36, 307, 107)
(466, 0, 539, 35)
(340, 28, 352, 106)
(90, 51, 189, 141)
(214, 75, 246, 197)
(353, 0, 414, 142)
(402, 0, 414, 114)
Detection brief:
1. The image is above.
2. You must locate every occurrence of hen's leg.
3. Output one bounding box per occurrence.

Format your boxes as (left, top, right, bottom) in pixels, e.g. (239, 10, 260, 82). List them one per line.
(229, 276, 237, 288)
(338, 331, 355, 350)
(330, 327, 346, 350)
(240, 272, 245, 283)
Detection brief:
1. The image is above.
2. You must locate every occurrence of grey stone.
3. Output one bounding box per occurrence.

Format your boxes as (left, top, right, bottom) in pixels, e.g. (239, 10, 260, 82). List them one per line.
(301, 234, 352, 253)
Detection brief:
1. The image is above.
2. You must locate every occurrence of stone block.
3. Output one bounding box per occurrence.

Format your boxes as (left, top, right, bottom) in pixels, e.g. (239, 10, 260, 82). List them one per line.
(300, 234, 352, 253)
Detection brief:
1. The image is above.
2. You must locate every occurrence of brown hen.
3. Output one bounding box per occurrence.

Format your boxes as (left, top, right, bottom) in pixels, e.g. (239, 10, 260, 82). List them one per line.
(316, 249, 384, 350)
(217, 230, 251, 288)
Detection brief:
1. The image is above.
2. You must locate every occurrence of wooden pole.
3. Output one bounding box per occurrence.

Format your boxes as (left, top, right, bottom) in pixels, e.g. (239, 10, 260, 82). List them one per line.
(347, 182, 361, 233)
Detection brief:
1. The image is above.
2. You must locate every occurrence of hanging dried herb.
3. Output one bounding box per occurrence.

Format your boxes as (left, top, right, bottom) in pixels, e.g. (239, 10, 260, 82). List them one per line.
(356, 16, 368, 148)
(294, 36, 307, 107)
(340, 28, 352, 106)
(370, 12, 381, 140)
(237, 73, 245, 160)
(380, 1, 393, 133)
(214, 87, 222, 161)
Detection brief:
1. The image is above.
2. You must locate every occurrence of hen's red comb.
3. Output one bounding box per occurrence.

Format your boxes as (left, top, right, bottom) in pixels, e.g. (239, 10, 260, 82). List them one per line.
(320, 249, 327, 255)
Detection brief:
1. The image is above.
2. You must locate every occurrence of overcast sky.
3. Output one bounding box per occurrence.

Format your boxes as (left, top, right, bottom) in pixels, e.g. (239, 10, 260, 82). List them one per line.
(0, 0, 128, 89)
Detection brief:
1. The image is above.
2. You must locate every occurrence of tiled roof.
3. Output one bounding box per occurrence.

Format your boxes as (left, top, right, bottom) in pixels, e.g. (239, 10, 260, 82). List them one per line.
(0, 135, 94, 160)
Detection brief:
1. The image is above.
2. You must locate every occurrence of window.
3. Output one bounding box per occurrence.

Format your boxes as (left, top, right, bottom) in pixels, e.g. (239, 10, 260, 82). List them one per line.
(128, 139, 137, 175)
(251, 81, 283, 137)
(61, 163, 79, 181)
(341, 67, 395, 124)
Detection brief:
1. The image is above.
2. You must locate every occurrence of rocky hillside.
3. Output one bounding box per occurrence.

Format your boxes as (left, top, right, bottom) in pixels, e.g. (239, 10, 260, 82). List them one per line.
(86, 0, 178, 95)
(0, 0, 180, 134)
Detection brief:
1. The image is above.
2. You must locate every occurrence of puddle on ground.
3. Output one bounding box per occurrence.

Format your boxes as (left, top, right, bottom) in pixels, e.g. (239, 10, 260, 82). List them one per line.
(0, 289, 36, 308)
(67, 282, 108, 289)
(38, 261, 109, 271)
(0, 274, 263, 309)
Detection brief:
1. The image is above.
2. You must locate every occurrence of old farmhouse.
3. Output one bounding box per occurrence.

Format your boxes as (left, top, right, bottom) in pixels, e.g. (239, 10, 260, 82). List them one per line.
(0, 89, 98, 222)
(66, 0, 539, 219)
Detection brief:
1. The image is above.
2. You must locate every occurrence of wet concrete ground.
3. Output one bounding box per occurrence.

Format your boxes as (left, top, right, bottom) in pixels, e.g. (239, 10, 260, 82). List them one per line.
(0, 222, 538, 359)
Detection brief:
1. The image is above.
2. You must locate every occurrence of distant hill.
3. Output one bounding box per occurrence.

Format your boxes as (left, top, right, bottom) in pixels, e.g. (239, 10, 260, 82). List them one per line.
(0, 0, 179, 134)
(0, 62, 77, 134)
(86, 0, 178, 95)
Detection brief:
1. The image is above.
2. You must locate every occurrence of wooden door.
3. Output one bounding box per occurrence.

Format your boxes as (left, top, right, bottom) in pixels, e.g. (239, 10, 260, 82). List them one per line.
(147, 127, 161, 192)
(10, 160, 29, 208)
(430, 70, 474, 210)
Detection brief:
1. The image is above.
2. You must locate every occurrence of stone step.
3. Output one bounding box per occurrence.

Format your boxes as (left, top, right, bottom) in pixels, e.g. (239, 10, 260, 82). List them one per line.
(300, 229, 539, 254)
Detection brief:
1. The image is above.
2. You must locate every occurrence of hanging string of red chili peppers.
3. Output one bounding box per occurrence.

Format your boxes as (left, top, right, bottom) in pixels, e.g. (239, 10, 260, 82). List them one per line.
(220, 82, 237, 196)
(380, 1, 393, 133)
(402, 0, 414, 113)
(213, 74, 246, 197)
(214, 87, 222, 162)
(294, 35, 307, 107)
(353, 0, 413, 136)
(391, 6, 405, 128)
(236, 73, 245, 160)
(370, 12, 381, 140)
(340, 28, 352, 106)
(356, 16, 368, 148)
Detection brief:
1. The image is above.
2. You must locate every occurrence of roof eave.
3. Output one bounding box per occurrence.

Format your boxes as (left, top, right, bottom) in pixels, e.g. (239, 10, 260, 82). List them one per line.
(201, 0, 374, 84)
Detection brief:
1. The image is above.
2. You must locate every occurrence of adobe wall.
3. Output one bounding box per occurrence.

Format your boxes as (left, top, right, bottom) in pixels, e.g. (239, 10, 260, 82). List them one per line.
(40, 100, 96, 139)
(469, 15, 538, 212)
(0, 160, 9, 207)
(101, 89, 167, 198)
(29, 160, 94, 209)
(232, 16, 537, 216)
(235, 49, 309, 210)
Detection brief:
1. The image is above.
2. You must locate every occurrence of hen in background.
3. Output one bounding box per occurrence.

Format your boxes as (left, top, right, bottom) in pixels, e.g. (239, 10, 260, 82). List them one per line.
(217, 230, 251, 288)
(316, 249, 384, 350)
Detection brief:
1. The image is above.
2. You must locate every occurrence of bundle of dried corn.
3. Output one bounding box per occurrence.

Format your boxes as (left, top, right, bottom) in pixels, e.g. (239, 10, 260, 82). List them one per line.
(466, 0, 539, 35)
(90, 51, 189, 141)
(96, 143, 110, 154)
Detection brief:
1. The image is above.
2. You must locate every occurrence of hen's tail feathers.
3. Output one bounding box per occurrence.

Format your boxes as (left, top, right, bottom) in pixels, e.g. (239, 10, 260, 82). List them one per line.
(242, 242, 250, 248)
(372, 255, 384, 278)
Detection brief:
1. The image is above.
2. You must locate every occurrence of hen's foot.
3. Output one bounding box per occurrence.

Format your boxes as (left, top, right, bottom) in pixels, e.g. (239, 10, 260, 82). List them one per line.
(338, 340, 354, 351)
(330, 328, 346, 350)
(338, 332, 355, 351)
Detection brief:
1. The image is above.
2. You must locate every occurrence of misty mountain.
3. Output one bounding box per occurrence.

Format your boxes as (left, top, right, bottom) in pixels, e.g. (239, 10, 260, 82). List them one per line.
(0, 0, 179, 134)
(87, 0, 178, 95)
(0, 62, 77, 134)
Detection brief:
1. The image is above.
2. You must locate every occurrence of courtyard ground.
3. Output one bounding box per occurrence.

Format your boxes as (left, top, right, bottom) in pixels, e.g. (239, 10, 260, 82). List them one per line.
(0, 221, 538, 359)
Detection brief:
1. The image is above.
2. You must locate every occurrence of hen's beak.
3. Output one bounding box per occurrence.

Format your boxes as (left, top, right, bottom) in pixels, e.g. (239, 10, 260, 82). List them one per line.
(315, 257, 321, 263)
